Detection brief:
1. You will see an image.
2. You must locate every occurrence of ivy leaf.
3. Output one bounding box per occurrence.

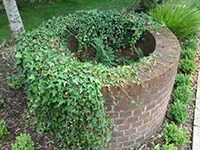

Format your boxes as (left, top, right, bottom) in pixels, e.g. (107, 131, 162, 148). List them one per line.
(130, 98, 135, 104)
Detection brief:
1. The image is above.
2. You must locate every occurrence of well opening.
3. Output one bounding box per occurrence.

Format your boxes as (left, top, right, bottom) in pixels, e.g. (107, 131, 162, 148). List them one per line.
(67, 30, 156, 67)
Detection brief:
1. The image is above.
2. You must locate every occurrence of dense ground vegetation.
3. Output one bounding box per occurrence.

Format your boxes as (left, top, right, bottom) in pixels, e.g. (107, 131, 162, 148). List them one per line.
(10, 10, 162, 149)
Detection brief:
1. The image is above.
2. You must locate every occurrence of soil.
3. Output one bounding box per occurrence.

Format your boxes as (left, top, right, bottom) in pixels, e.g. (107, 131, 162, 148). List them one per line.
(0, 35, 199, 150)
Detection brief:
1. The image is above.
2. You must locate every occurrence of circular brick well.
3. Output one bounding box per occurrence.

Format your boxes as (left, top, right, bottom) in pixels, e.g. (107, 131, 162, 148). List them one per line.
(102, 28, 181, 149)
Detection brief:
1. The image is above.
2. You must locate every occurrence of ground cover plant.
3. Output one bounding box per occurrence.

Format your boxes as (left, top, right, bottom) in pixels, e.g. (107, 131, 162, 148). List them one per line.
(0, 120, 9, 142)
(175, 73, 191, 87)
(13, 10, 161, 149)
(11, 133, 34, 150)
(164, 122, 190, 146)
(172, 85, 191, 104)
(179, 59, 196, 74)
(169, 101, 188, 124)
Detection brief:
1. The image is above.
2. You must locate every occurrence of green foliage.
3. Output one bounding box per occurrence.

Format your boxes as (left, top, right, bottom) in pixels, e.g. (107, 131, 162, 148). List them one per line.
(181, 49, 196, 60)
(154, 144, 160, 150)
(0, 99, 4, 109)
(7, 75, 24, 89)
(53, 10, 159, 66)
(0, 120, 9, 142)
(172, 0, 200, 10)
(175, 73, 191, 87)
(131, 0, 167, 12)
(169, 101, 188, 124)
(184, 37, 198, 51)
(16, 0, 58, 5)
(164, 122, 190, 146)
(172, 85, 191, 104)
(179, 59, 196, 74)
(162, 144, 177, 150)
(11, 133, 34, 150)
(15, 10, 159, 149)
(150, 2, 200, 38)
(91, 38, 116, 67)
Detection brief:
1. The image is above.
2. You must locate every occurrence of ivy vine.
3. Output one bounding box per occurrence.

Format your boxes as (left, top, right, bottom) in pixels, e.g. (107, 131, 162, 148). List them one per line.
(14, 10, 161, 149)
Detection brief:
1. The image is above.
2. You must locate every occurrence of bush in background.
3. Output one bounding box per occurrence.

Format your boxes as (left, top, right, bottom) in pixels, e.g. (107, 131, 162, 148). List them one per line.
(150, 2, 200, 38)
(131, 0, 167, 12)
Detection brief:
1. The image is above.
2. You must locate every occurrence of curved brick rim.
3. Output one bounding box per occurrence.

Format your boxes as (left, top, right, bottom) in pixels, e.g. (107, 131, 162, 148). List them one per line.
(102, 28, 181, 149)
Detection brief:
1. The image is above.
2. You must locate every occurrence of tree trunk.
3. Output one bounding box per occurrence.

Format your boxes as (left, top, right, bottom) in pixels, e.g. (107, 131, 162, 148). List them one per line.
(3, 0, 25, 38)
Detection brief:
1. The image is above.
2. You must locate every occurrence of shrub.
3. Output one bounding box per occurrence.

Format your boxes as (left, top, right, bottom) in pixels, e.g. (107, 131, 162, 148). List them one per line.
(179, 59, 196, 74)
(131, 0, 167, 12)
(184, 39, 198, 51)
(164, 122, 190, 146)
(162, 144, 177, 150)
(169, 101, 188, 124)
(15, 10, 160, 149)
(150, 2, 200, 38)
(181, 49, 196, 60)
(0, 120, 9, 142)
(175, 73, 191, 87)
(172, 86, 191, 104)
(12, 133, 34, 150)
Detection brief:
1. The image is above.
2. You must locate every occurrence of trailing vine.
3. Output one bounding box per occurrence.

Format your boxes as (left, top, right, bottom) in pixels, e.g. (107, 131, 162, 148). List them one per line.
(14, 10, 161, 149)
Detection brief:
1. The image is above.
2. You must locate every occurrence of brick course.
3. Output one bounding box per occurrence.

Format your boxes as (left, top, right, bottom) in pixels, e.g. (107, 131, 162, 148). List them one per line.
(102, 28, 181, 149)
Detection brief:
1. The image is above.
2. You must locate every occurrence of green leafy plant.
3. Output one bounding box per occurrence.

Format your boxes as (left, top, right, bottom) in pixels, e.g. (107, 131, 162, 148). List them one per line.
(11, 133, 34, 150)
(154, 144, 160, 150)
(162, 144, 177, 150)
(0, 120, 9, 142)
(184, 38, 198, 51)
(172, 85, 191, 104)
(175, 73, 191, 87)
(150, 2, 200, 38)
(91, 38, 116, 67)
(7, 75, 24, 89)
(14, 10, 160, 149)
(164, 122, 190, 146)
(0, 99, 4, 109)
(181, 49, 196, 60)
(179, 59, 196, 74)
(169, 101, 188, 124)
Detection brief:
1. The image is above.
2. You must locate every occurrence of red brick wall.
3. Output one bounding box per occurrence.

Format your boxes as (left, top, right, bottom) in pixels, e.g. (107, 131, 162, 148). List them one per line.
(102, 28, 181, 149)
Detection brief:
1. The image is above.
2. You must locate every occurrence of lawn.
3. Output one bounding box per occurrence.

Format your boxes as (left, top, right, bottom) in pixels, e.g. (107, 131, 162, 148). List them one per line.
(0, 0, 135, 42)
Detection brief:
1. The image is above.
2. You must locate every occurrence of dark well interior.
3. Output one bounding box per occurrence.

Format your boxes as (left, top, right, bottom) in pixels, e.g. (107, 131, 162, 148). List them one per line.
(67, 30, 156, 62)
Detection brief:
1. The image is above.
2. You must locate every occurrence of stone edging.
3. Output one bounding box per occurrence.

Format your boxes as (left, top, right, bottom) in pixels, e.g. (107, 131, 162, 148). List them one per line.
(193, 72, 200, 150)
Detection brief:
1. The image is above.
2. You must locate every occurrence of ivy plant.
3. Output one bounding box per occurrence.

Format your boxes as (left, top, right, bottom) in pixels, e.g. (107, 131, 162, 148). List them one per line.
(14, 10, 161, 149)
